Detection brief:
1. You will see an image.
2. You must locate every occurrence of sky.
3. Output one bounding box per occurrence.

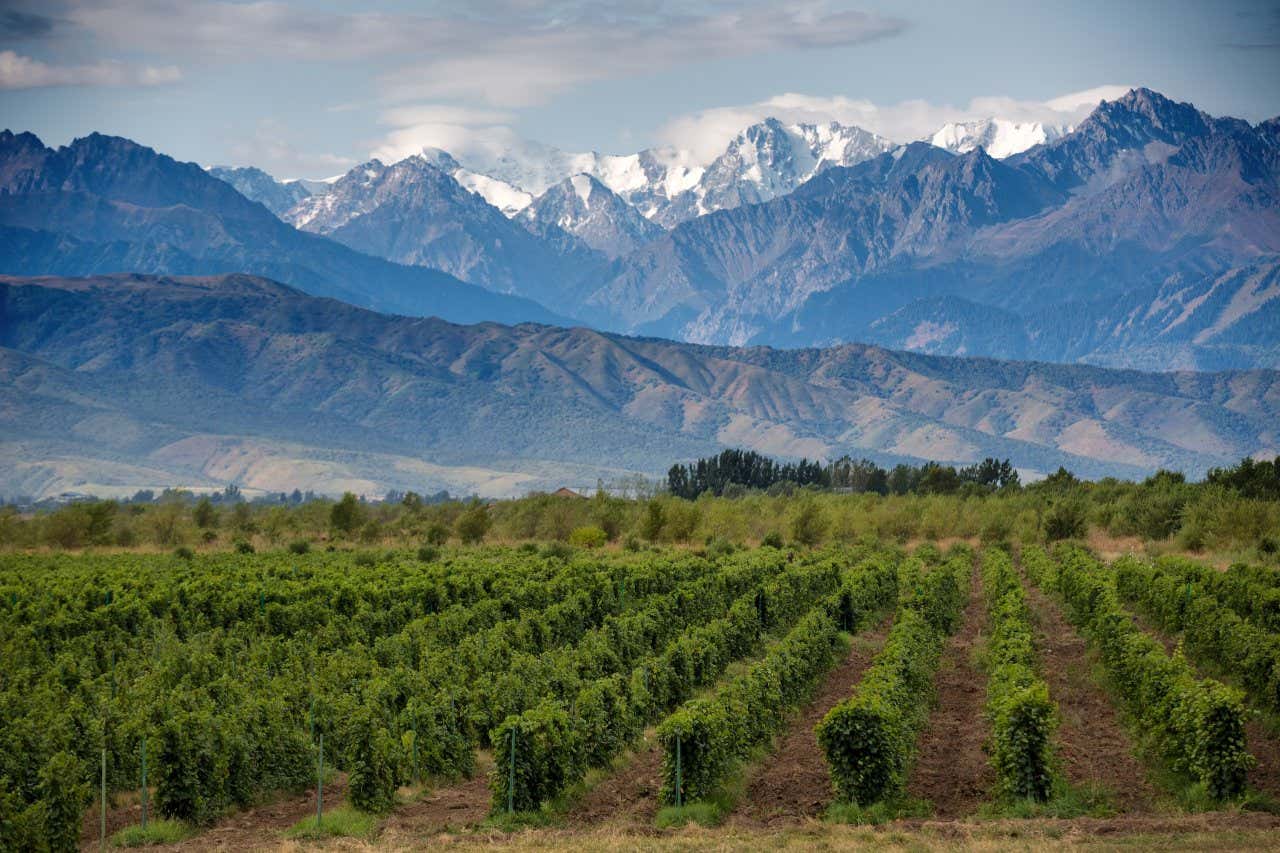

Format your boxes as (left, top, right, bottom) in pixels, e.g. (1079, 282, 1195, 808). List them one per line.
(2, 0, 1278, 178)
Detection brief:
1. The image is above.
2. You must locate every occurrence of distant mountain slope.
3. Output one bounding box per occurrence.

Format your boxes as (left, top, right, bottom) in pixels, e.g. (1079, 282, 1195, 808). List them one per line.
(518, 174, 665, 258)
(590, 89, 1280, 368)
(283, 154, 604, 305)
(0, 131, 569, 327)
(207, 165, 316, 217)
(3, 273, 1275, 499)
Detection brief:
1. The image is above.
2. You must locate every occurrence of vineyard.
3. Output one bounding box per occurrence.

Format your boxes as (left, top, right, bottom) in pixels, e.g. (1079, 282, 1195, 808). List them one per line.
(3, 540, 1280, 850)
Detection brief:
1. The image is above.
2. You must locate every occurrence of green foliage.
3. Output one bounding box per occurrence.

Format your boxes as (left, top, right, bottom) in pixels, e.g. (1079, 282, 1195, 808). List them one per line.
(981, 548, 1056, 802)
(654, 555, 901, 807)
(1043, 498, 1087, 541)
(790, 499, 828, 546)
(288, 539, 310, 555)
(1040, 545, 1253, 799)
(567, 525, 607, 549)
(658, 605, 845, 804)
(40, 752, 89, 853)
(1113, 555, 1280, 713)
(816, 554, 968, 805)
(330, 492, 365, 536)
(490, 702, 583, 813)
(454, 502, 492, 545)
(111, 818, 192, 846)
(345, 710, 398, 814)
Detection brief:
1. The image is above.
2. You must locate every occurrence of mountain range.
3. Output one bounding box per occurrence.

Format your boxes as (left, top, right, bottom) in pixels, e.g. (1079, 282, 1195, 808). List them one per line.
(4, 273, 1275, 499)
(1, 88, 1276, 497)
(190, 89, 1278, 370)
(0, 130, 567, 327)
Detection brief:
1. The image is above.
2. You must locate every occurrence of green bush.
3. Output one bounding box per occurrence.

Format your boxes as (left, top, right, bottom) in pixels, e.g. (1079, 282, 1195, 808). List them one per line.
(981, 548, 1056, 802)
(817, 554, 968, 805)
(41, 752, 89, 853)
(658, 605, 844, 804)
(1046, 546, 1253, 799)
(568, 526, 608, 549)
(288, 539, 311, 555)
(1113, 555, 1280, 713)
(345, 710, 398, 814)
(816, 609, 939, 804)
(490, 701, 583, 812)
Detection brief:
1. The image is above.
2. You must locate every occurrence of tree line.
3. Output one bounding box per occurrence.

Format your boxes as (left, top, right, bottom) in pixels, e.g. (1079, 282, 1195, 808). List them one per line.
(667, 449, 1021, 499)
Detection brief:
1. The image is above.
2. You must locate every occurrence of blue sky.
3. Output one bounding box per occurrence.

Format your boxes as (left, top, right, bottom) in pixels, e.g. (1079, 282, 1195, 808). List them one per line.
(2, 0, 1278, 177)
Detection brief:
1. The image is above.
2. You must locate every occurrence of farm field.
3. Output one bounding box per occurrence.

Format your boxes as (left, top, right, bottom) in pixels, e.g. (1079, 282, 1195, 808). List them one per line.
(3, 541, 1280, 851)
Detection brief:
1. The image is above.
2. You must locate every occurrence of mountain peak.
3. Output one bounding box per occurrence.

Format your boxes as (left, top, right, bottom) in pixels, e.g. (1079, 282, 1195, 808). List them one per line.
(929, 117, 1069, 159)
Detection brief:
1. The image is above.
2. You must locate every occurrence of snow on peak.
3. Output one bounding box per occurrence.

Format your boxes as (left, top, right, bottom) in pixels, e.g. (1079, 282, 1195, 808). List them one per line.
(569, 174, 594, 205)
(928, 118, 1070, 159)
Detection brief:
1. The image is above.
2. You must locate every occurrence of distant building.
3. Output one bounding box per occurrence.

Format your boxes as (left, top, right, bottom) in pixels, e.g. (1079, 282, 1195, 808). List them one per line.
(552, 487, 587, 499)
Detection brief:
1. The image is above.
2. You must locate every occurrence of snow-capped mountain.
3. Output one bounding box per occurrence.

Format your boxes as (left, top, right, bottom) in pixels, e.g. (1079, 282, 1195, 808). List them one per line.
(518, 174, 665, 258)
(658, 119, 897, 225)
(419, 147, 532, 215)
(208, 165, 318, 217)
(928, 118, 1070, 158)
(439, 118, 893, 227)
(281, 154, 604, 305)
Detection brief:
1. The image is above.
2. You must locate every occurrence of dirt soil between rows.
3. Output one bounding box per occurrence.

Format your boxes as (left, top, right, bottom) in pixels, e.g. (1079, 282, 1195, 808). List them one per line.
(565, 730, 666, 830)
(1020, 569, 1158, 812)
(905, 561, 995, 817)
(1132, 609, 1280, 801)
(728, 613, 895, 827)
(80, 774, 348, 853)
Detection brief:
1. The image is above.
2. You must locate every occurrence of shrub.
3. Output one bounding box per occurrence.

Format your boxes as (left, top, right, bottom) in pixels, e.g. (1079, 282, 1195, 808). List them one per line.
(40, 752, 89, 853)
(346, 710, 398, 814)
(1043, 499, 1087, 541)
(288, 539, 310, 555)
(455, 504, 492, 545)
(417, 545, 439, 563)
(490, 702, 583, 812)
(791, 500, 828, 546)
(817, 555, 967, 805)
(1046, 546, 1252, 799)
(174, 546, 194, 560)
(425, 523, 450, 545)
(761, 531, 784, 549)
(568, 526, 608, 549)
(981, 549, 1055, 802)
(234, 539, 255, 554)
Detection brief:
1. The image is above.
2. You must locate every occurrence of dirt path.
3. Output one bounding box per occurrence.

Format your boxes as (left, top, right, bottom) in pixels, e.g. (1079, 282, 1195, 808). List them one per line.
(84, 776, 348, 853)
(906, 562, 994, 818)
(728, 614, 894, 827)
(1020, 574, 1157, 812)
(565, 732, 665, 829)
(378, 755, 494, 842)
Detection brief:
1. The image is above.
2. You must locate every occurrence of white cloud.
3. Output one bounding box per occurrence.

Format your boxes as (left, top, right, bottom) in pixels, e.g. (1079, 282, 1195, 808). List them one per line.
(225, 119, 355, 179)
(378, 4, 907, 107)
(658, 86, 1136, 162)
(0, 49, 180, 89)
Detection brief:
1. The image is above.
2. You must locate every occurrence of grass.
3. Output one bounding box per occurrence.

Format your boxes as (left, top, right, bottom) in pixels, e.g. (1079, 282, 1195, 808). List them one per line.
(653, 748, 758, 829)
(284, 804, 380, 840)
(110, 819, 192, 847)
(978, 779, 1117, 820)
(824, 796, 931, 825)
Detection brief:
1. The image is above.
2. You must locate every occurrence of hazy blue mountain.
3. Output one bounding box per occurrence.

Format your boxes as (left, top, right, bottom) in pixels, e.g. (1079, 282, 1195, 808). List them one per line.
(207, 165, 316, 217)
(3, 273, 1276, 499)
(0, 130, 570, 326)
(518, 174, 665, 258)
(589, 89, 1280, 368)
(284, 154, 606, 306)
